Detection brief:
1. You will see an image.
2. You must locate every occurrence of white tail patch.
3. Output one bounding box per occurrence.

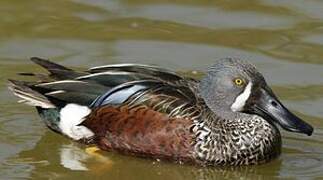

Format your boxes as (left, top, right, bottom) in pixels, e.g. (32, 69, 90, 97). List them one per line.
(231, 82, 252, 112)
(59, 104, 94, 140)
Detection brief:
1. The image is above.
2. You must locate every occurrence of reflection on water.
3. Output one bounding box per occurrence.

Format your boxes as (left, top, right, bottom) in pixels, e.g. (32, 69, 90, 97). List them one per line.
(1, 0, 323, 179)
(15, 131, 282, 179)
(60, 144, 90, 171)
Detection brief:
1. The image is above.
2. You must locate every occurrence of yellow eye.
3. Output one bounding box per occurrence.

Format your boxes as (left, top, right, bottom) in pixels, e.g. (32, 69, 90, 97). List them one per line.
(234, 78, 244, 86)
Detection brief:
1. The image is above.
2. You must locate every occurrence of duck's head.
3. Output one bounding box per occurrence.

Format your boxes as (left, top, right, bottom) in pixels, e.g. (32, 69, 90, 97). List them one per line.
(199, 58, 313, 136)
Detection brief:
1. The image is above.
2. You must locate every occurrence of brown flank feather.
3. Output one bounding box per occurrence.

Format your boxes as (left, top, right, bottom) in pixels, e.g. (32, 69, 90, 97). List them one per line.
(82, 105, 195, 163)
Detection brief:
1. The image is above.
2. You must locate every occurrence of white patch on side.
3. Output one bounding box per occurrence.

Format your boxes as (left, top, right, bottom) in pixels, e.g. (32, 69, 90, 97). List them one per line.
(59, 104, 94, 140)
(231, 82, 252, 112)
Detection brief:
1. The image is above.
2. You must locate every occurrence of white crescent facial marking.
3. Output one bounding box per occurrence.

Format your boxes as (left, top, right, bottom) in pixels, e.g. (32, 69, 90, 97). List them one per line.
(231, 82, 252, 112)
(59, 104, 94, 140)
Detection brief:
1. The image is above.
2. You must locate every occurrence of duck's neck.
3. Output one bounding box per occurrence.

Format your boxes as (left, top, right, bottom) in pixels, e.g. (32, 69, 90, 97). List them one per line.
(193, 110, 282, 166)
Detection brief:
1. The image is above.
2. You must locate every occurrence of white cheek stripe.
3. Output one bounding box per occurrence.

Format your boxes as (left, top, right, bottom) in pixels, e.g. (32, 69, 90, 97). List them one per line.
(231, 82, 252, 112)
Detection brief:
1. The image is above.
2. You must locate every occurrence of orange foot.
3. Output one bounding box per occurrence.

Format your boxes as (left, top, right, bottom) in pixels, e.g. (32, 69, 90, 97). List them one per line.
(85, 146, 114, 175)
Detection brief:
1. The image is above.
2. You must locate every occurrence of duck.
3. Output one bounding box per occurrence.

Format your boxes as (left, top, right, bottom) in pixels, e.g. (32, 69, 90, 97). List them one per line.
(8, 57, 313, 166)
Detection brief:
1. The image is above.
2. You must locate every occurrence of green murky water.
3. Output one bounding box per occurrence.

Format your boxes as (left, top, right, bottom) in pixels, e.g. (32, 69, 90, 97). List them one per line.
(1, 0, 323, 179)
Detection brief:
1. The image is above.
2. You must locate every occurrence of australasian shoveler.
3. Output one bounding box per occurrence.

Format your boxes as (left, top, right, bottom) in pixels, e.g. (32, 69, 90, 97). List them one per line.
(8, 57, 313, 166)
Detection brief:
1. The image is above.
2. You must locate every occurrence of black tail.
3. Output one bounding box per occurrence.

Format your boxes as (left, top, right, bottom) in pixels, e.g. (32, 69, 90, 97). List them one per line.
(30, 57, 72, 71)
(8, 79, 55, 108)
(8, 57, 107, 107)
(23, 57, 87, 80)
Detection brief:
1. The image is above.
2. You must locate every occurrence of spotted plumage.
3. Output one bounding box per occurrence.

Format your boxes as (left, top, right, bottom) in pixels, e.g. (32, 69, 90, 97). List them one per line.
(8, 57, 313, 166)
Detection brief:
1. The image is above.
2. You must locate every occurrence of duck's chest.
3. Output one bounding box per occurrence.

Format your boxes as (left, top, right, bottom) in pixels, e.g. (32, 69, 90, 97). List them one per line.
(191, 116, 282, 166)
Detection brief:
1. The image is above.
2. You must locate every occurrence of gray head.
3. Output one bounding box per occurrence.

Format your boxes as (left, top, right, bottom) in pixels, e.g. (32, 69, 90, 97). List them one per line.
(199, 58, 313, 136)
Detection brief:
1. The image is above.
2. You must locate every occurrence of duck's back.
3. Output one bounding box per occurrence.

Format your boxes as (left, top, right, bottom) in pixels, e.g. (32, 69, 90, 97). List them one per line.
(8, 57, 202, 163)
(82, 78, 202, 162)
